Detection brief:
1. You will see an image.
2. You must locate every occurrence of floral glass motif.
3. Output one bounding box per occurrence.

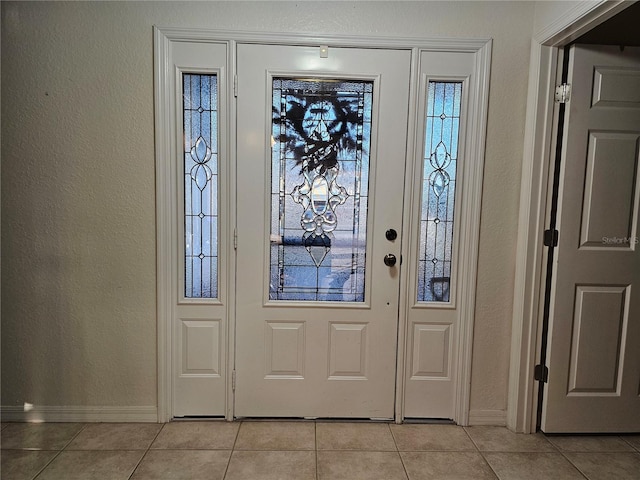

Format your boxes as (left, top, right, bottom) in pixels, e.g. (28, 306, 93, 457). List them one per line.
(418, 82, 462, 302)
(183, 74, 218, 298)
(270, 78, 372, 301)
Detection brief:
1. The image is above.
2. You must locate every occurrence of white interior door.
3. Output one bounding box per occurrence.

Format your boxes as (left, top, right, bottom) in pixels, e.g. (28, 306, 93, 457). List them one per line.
(235, 44, 410, 418)
(542, 45, 640, 433)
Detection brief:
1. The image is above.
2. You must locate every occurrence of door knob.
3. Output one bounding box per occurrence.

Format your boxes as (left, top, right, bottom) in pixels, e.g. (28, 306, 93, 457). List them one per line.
(384, 254, 397, 267)
(385, 229, 398, 241)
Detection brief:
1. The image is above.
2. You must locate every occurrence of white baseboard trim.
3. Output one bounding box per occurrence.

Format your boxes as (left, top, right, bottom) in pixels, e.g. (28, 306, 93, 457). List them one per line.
(468, 409, 507, 426)
(0, 405, 159, 423)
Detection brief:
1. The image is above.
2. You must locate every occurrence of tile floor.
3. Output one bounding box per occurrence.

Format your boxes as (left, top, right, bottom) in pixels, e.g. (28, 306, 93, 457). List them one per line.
(1, 421, 639, 479)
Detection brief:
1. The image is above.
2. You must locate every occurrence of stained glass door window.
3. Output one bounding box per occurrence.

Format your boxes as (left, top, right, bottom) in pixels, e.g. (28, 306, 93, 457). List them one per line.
(183, 73, 218, 298)
(418, 81, 462, 302)
(270, 78, 373, 301)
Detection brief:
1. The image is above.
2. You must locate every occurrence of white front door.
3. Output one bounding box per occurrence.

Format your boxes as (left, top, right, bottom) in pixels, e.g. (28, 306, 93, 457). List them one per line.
(542, 45, 640, 433)
(235, 44, 410, 418)
(155, 31, 490, 422)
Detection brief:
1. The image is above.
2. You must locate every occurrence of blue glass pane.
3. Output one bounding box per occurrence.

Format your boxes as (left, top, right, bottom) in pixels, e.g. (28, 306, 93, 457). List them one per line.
(270, 78, 373, 301)
(417, 81, 462, 302)
(183, 73, 218, 298)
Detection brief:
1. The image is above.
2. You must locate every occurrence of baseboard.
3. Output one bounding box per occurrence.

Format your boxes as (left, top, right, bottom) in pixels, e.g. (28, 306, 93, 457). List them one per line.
(468, 409, 507, 426)
(0, 405, 158, 423)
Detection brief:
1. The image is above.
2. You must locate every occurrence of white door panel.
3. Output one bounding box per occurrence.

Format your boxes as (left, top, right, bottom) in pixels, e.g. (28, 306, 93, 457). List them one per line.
(169, 41, 229, 417)
(235, 44, 410, 418)
(542, 45, 640, 433)
(403, 50, 476, 419)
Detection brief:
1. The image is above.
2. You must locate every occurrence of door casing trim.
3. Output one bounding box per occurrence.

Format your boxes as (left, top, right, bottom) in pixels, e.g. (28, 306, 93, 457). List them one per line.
(154, 27, 491, 423)
(508, 0, 631, 433)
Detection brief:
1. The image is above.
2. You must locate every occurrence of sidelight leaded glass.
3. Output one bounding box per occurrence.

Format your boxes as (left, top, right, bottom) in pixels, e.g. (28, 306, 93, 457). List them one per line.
(270, 78, 372, 301)
(183, 73, 218, 298)
(418, 81, 462, 302)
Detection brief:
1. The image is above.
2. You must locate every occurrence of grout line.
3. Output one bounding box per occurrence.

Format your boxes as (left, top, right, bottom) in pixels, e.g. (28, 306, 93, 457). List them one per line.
(222, 449, 320, 452)
(460, 426, 480, 452)
(317, 448, 406, 452)
(389, 422, 400, 450)
(474, 451, 500, 480)
(620, 436, 640, 453)
(544, 436, 563, 453)
(62, 422, 89, 449)
(221, 419, 242, 480)
(387, 424, 411, 480)
(556, 451, 590, 480)
(462, 426, 482, 451)
(396, 453, 411, 480)
(314, 421, 319, 480)
(393, 449, 496, 452)
(31, 450, 64, 480)
(127, 422, 165, 480)
(457, 429, 499, 480)
(33, 422, 88, 480)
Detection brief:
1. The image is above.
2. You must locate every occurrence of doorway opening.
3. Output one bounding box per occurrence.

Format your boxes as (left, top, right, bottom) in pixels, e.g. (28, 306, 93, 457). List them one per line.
(510, 1, 640, 434)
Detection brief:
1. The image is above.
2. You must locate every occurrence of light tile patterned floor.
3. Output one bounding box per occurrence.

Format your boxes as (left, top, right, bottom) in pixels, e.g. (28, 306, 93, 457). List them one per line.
(1, 421, 639, 479)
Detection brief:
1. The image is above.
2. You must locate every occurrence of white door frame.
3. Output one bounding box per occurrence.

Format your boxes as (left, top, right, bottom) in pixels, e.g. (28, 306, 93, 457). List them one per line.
(155, 27, 491, 423)
(508, 0, 632, 434)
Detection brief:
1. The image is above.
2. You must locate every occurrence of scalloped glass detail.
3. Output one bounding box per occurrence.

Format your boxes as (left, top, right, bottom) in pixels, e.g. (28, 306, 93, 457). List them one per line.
(183, 74, 218, 298)
(418, 82, 462, 302)
(270, 78, 372, 301)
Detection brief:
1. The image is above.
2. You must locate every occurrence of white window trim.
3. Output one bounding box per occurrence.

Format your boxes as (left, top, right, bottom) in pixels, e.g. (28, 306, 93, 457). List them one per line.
(154, 27, 491, 423)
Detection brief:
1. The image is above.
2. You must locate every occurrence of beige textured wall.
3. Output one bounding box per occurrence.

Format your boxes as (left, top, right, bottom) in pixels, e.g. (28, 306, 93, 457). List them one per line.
(1, 1, 534, 416)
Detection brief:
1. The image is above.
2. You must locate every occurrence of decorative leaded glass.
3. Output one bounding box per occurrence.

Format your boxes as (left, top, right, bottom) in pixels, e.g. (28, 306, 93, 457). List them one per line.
(270, 78, 372, 301)
(418, 82, 462, 302)
(183, 73, 218, 298)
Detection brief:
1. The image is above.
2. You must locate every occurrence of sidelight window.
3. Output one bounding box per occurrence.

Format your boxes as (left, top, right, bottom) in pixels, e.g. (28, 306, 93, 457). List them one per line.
(417, 81, 462, 303)
(183, 73, 219, 298)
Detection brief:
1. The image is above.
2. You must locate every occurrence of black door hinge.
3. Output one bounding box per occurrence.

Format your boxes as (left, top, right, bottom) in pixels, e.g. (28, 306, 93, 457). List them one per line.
(534, 364, 549, 383)
(543, 229, 558, 247)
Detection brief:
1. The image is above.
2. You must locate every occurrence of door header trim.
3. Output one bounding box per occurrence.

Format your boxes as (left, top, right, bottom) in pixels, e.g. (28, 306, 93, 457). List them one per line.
(155, 26, 491, 53)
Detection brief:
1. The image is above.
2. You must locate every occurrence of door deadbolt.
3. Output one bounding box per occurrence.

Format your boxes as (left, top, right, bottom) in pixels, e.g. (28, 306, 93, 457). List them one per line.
(385, 229, 398, 241)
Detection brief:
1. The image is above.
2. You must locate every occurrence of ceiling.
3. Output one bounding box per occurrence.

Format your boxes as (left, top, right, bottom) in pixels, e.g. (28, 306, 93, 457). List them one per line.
(575, 1, 640, 46)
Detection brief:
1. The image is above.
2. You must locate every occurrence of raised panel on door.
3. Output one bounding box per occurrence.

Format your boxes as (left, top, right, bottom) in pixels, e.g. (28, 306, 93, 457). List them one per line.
(264, 322, 305, 378)
(410, 324, 451, 378)
(580, 132, 640, 247)
(542, 45, 640, 433)
(235, 44, 410, 418)
(181, 319, 221, 375)
(567, 286, 629, 394)
(328, 323, 368, 379)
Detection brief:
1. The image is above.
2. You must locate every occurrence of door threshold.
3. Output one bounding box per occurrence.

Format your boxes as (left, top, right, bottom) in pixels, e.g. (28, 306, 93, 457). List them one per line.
(173, 416, 227, 421)
(234, 417, 316, 422)
(235, 416, 394, 423)
(402, 418, 455, 424)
